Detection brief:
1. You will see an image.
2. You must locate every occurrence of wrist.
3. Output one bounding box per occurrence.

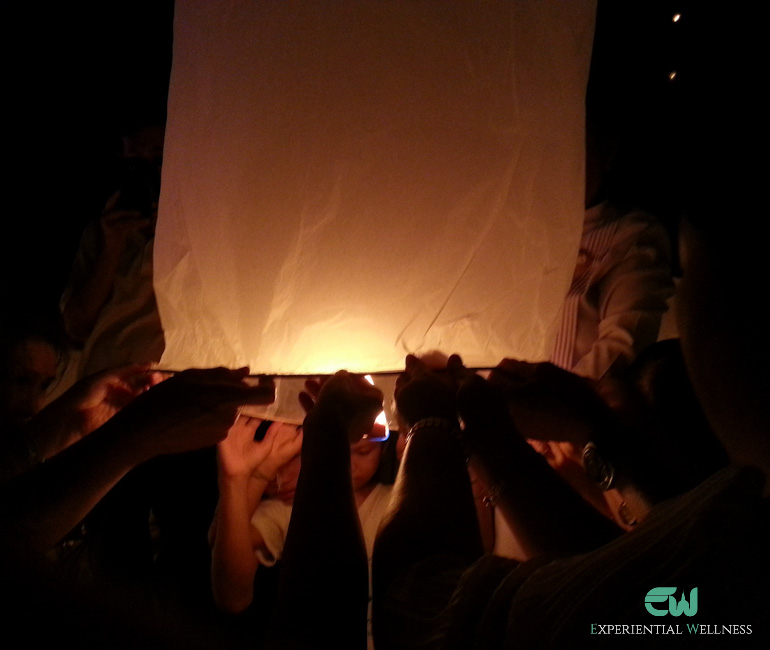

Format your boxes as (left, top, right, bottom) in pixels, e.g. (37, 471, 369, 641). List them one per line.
(218, 463, 254, 480)
(302, 404, 349, 438)
(399, 403, 457, 432)
(251, 467, 275, 482)
(406, 416, 459, 444)
(217, 469, 253, 492)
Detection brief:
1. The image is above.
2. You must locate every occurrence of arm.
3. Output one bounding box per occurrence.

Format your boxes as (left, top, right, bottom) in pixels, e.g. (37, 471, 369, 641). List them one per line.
(374, 355, 483, 575)
(572, 215, 674, 380)
(457, 363, 621, 559)
(0, 368, 275, 552)
(211, 469, 268, 613)
(267, 371, 382, 650)
(372, 355, 484, 650)
(21, 364, 154, 467)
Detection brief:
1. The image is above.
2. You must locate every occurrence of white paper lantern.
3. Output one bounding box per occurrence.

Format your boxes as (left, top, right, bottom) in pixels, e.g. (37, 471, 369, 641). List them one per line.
(155, 0, 596, 422)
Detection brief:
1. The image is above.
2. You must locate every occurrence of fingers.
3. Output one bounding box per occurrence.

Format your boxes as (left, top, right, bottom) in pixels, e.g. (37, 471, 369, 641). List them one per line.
(176, 366, 251, 386)
(396, 355, 428, 394)
(446, 354, 465, 372)
(143, 368, 276, 413)
(201, 385, 276, 412)
(111, 362, 153, 379)
(398, 352, 466, 390)
(266, 422, 304, 466)
(304, 379, 322, 399)
(274, 423, 303, 450)
(244, 383, 277, 405)
(307, 372, 384, 441)
(290, 428, 304, 455)
(401, 352, 465, 377)
(147, 370, 168, 387)
(488, 358, 538, 391)
(111, 363, 155, 394)
(298, 391, 315, 414)
(239, 415, 262, 437)
(318, 370, 383, 403)
(202, 370, 276, 408)
(404, 354, 423, 372)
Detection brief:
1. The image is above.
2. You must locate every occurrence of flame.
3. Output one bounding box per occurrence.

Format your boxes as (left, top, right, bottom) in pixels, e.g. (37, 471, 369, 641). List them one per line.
(364, 374, 390, 441)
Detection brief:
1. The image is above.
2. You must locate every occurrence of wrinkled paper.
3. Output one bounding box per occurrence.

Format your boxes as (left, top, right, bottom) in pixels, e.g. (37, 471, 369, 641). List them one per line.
(156, 1, 596, 422)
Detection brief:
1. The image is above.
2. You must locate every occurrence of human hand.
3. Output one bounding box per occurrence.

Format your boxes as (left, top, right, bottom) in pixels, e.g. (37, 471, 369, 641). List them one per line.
(217, 416, 303, 481)
(393, 354, 468, 429)
(70, 363, 157, 434)
(29, 363, 155, 447)
(488, 360, 610, 446)
(298, 377, 323, 416)
(256, 422, 304, 480)
(301, 371, 383, 443)
(110, 367, 275, 461)
(528, 439, 584, 474)
(454, 363, 518, 457)
(217, 415, 264, 478)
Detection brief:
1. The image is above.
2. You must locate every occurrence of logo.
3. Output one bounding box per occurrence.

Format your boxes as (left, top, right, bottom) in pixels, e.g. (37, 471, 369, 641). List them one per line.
(645, 587, 698, 617)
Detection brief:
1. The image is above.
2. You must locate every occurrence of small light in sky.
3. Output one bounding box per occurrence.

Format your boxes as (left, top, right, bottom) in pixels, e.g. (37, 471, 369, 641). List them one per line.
(669, 71, 677, 81)
(673, 13, 681, 22)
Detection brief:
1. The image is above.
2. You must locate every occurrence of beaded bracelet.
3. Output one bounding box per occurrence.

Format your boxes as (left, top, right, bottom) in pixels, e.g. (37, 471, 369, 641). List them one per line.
(406, 417, 458, 443)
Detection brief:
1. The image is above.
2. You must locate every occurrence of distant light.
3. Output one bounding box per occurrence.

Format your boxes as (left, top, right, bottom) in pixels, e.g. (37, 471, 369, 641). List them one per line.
(673, 13, 681, 22)
(669, 71, 677, 81)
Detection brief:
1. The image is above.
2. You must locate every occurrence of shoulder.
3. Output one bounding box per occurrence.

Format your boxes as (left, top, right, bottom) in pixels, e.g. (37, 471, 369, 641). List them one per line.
(596, 204, 672, 269)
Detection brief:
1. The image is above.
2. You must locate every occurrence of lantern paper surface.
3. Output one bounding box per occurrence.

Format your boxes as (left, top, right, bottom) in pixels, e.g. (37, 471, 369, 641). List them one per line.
(155, 1, 596, 421)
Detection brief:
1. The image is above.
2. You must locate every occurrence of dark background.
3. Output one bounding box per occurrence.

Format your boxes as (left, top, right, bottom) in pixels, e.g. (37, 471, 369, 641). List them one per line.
(4, 1, 174, 312)
(2, 0, 729, 320)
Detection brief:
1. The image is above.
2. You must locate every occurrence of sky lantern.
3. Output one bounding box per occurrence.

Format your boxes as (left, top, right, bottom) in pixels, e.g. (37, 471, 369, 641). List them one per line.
(155, 0, 597, 423)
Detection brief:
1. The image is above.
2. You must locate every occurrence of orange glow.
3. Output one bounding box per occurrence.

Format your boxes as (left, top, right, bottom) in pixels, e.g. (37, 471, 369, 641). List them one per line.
(365, 374, 390, 441)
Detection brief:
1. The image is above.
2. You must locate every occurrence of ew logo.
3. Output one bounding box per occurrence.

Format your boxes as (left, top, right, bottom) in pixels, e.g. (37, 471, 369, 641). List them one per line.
(645, 587, 698, 617)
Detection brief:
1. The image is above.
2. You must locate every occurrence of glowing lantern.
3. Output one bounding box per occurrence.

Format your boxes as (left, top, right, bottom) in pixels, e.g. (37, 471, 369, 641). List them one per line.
(155, 1, 597, 423)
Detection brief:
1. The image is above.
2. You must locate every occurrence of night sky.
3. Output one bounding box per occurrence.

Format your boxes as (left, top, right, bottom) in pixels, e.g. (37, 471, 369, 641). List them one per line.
(5, 1, 174, 311)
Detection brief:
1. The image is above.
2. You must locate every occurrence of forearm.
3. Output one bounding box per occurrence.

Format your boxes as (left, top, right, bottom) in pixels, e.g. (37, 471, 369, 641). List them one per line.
(372, 422, 483, 650)
(269, 407, 368, 649)
(375, 424, 482, 572)
(469, 420, 619, 559)
(23, 405, 87, 463)
(289, 407, 360, 542)
(0, 419, 141, 550)
(211, 473, 264, 613)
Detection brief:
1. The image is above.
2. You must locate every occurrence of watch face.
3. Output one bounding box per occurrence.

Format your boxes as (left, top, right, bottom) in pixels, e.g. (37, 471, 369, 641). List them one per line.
(583, 442, 615, 491)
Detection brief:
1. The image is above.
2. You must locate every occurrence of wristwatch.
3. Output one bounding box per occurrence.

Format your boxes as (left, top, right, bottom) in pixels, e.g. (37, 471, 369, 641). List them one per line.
(582, 441, 615, 491)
